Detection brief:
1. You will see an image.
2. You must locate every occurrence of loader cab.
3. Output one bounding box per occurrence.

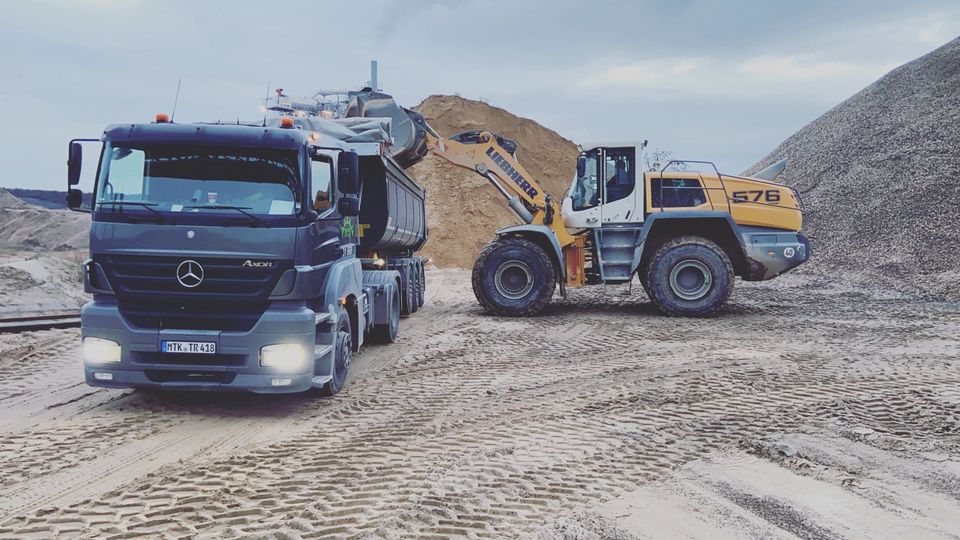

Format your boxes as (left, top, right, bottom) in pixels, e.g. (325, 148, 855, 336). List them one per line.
(562, 144, 644, 229)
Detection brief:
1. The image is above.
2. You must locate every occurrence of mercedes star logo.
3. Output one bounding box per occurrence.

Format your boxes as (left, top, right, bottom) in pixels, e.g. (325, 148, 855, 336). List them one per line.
(176, 260, 204, 288)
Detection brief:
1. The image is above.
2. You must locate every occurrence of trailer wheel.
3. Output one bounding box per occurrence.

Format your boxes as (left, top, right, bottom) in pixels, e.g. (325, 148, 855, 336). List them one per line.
(371, 284, 400, 343)
(319, 307, 352, 396)
(472, 237, 555, 317)
(400, 267, 415, 317)
(646, 236, 733, 317)
(416, 261, 425, 308)
(409, 264, 420, 314)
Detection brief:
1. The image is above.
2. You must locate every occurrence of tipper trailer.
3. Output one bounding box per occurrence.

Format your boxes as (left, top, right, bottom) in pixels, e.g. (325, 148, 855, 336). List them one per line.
(68, 92, 426, 395)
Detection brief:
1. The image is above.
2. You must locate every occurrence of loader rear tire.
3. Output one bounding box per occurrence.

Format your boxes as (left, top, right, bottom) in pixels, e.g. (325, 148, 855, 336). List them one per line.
(646, 236, 733, 317)
(472, 237, 555, 317)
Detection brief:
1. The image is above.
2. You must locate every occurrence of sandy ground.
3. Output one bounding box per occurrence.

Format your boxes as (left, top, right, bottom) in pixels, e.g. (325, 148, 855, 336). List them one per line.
(0, 269, 958, 538)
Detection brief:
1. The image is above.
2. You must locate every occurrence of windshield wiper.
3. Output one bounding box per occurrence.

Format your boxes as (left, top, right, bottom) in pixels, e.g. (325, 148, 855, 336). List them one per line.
(185, 205, 271, 228)
(100, 200, 167, 222)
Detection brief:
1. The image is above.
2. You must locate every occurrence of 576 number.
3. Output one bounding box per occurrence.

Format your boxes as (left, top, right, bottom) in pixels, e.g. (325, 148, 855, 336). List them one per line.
(731, 190, 780, 204)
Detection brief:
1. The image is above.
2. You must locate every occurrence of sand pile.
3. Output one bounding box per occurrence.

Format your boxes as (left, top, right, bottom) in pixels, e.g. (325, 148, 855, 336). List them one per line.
(0, 189, 31, 209)
(410, 95, 578, 268)
(0, 189, 89, 250)
(748, 37, 960, 298)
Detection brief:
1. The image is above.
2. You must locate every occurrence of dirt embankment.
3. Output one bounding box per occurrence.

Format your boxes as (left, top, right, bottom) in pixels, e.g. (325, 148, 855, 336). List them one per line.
(0, 189, 89, 310)
(411, 95, 579, 268)
(747, 37, 960, 299)
(0, 189, 88, 251)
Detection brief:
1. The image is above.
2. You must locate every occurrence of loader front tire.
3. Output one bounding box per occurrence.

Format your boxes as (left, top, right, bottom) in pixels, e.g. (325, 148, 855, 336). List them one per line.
(646, 236, 733, 317)
(472, 237, 556, 317)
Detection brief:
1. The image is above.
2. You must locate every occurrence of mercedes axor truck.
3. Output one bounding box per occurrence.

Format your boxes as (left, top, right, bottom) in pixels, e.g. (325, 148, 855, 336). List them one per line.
(67, 93, 427, 396)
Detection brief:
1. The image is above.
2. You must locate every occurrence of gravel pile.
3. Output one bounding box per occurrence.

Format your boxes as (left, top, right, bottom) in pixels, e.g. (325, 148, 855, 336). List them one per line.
(747, 37, 960, 299)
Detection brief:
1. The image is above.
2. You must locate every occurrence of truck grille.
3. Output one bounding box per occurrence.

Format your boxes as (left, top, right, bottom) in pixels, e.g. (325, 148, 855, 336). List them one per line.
(96, 254, 291, 332)
(97, 254, 291, 303)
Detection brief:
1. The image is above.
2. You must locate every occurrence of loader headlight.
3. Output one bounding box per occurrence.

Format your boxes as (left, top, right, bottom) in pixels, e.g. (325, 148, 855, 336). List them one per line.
(783, 247, 795, 259)
(260, 343, 309, 372)
(83, 337, 121, 364)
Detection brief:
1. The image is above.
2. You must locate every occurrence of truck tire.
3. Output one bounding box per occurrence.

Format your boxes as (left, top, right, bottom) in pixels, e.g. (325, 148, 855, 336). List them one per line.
(646, 236, 733, 317)
(371, 284, 400, 343)
(409, 264, 420, 314)
(319, 307, 352, 396)
(400, 267, 415, 317)
(416, 261, 425, 308)
(472, 237, 555, 317)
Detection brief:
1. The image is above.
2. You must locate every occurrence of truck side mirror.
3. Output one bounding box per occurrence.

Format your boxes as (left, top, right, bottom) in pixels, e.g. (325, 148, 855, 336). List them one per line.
(67, 188, 84, 210)
(338, 195, 360, 217)
(68, 142, 83, 186)
(576, 155, 586, 179)
(338, 151, 360, 195)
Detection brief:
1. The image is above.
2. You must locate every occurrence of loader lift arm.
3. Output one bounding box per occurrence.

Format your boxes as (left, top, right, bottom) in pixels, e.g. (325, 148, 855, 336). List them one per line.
(422, 126, 577, 248)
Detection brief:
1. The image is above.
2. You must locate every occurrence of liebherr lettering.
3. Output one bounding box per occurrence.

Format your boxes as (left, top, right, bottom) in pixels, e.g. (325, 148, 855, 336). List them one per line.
(485, 147, 539, 199)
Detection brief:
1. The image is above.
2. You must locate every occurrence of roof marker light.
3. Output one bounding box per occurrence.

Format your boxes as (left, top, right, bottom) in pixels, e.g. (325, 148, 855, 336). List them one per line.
(280, 117, 295, 128)
(155, 113, 170, 123)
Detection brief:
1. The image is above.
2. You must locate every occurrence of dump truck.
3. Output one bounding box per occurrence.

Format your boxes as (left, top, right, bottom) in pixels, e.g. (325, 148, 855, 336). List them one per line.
(67, 90, 426, 395)
(420, 127, 809, 316)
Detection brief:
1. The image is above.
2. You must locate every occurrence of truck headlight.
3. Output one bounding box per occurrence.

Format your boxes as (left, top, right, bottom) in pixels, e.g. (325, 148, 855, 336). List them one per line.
(83, 337, 121, 364)
(260, 343, 309, 372)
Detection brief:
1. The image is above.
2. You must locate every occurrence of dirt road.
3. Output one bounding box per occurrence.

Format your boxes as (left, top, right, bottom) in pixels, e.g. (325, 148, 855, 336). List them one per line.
(1, 270, 958, 538)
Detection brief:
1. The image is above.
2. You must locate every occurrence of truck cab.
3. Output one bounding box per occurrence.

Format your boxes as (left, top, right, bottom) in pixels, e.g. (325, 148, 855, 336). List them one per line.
(69, 115, 423, 395)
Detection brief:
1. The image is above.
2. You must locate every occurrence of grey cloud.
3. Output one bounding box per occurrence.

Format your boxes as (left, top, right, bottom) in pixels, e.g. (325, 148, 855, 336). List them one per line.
(0, 0, 958, 189)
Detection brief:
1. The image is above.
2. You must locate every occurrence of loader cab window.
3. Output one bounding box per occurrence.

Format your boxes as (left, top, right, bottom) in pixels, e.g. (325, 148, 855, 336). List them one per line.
(603, 147, 636, 204)
(650, 178, 707, 208)
(310, 157, 334, 213)
(572, 149, 600, 211)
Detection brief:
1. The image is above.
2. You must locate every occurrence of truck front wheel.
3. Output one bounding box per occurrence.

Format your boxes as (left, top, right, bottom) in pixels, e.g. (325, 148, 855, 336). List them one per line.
(320, 308, 352, 396)
(646, 236, 733, 317)
(472, 237, 556, 317)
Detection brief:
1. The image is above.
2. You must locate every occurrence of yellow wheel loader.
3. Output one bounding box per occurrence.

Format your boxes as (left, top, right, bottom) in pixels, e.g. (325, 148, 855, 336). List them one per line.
(420, 124, 808, 317)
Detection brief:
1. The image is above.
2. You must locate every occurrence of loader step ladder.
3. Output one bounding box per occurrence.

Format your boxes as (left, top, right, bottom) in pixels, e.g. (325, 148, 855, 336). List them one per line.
(594, 226, 643, 283)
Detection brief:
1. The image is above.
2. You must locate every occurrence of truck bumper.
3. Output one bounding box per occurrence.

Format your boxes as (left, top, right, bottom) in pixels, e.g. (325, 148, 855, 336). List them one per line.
(80, 301, 323, 394)
(741, 230, 810, 281)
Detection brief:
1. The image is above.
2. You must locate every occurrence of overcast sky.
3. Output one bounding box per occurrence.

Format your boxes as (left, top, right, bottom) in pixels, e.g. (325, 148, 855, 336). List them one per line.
(2, 0, 958, 190)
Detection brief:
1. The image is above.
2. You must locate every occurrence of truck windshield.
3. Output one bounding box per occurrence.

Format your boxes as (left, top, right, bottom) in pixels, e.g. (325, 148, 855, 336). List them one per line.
(95, 144, 301, 219)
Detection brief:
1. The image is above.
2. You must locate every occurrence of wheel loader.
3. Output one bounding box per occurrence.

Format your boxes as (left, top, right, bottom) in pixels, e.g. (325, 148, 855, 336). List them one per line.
(419, 124, 809, 317)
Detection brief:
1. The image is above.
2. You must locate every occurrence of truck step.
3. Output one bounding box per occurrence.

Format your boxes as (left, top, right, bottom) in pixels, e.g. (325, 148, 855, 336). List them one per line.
(311, 375, 333, 387)
(314, 344, 335, 359)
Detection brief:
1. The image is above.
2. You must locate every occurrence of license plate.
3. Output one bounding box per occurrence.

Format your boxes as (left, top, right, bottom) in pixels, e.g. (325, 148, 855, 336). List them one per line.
(161, 340, 216, 354)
